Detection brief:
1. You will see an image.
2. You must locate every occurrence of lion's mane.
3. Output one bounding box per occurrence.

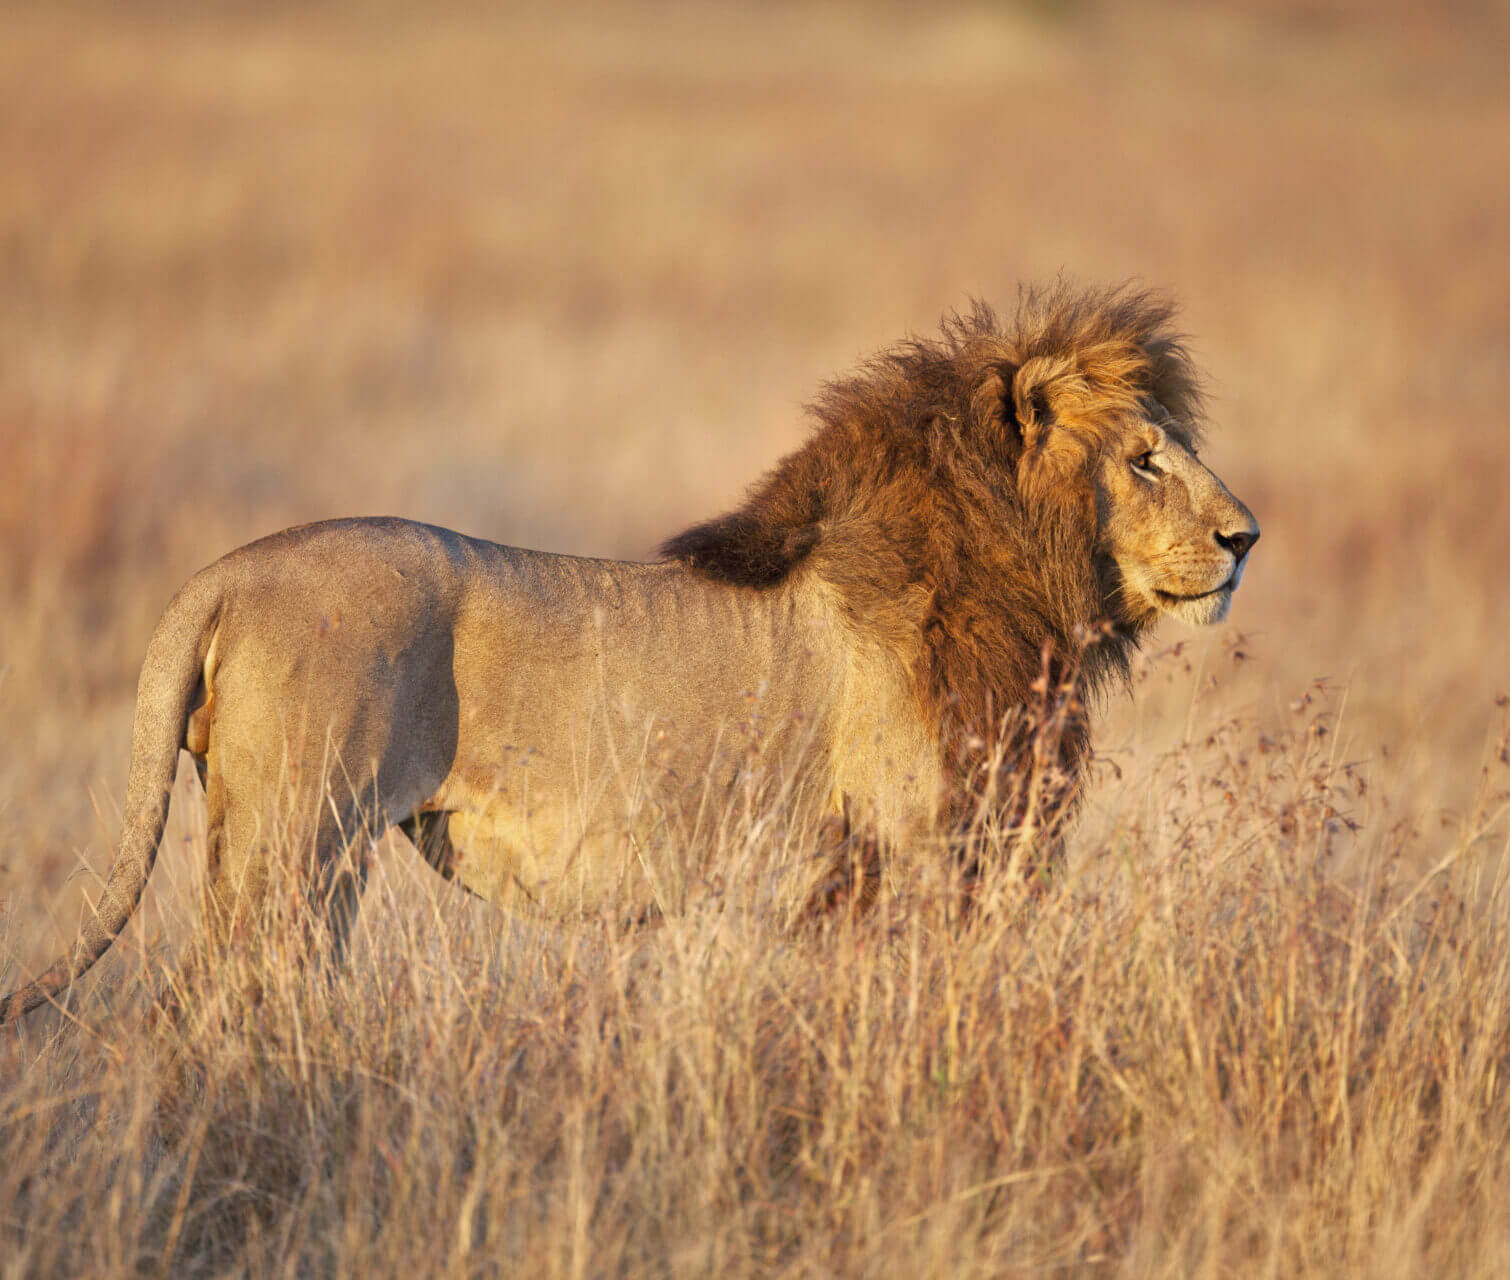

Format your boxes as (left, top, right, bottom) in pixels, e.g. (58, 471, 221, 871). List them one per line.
(663, 282, 1205, 835)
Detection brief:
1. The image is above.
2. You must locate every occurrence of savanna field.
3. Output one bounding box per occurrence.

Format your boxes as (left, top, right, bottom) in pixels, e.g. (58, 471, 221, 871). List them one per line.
(2, 2, 1509, 1274)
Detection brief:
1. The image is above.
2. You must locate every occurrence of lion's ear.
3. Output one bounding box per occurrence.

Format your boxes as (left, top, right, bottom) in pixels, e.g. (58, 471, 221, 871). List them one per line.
(1010, 355, 1067, 453)
(1011, 354, 1094, 511)
(971, 367, 1021, 459)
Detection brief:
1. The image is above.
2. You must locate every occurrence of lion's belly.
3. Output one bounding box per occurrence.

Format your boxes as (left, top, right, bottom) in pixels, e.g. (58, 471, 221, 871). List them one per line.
(425, 685, 827, 918)
(426, 669, 943, 920)
(423, 579, 828, 914)
(435, 788, 716, 918)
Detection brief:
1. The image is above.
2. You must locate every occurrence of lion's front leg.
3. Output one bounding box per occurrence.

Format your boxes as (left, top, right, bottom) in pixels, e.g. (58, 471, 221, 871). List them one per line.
(802, 804, 882, 921)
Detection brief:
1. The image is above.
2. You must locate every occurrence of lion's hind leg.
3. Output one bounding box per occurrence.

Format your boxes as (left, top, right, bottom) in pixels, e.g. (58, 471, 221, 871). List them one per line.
(305, 805, 375, 966)
(399, 810, 465, 885)
(199, 761, 273, 963)
(181, 757, 381, 1013)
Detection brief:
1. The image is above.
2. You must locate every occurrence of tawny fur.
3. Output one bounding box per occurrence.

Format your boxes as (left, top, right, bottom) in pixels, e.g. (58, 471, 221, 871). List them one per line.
(0, 282, 1258, 1025)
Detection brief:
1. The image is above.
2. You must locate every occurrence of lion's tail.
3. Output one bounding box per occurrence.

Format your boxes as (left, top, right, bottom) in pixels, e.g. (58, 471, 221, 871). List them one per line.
(0, 578, 222, 1026)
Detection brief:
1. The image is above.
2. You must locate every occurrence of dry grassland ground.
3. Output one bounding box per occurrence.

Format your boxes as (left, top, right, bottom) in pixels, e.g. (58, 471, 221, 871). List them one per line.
(2, 1, 1509, 1275)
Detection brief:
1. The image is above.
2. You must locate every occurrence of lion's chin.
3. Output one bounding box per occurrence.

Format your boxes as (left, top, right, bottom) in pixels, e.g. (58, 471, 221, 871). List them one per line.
(1155, 585, 1233, 626)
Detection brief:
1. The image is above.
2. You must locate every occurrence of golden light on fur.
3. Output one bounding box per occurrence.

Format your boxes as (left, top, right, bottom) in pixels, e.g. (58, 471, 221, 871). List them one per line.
(666, 281, 1258, 825)
(0, 282, 1257, 1026)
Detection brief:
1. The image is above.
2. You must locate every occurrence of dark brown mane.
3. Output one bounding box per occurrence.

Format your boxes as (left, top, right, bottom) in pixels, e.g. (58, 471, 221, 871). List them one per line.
(662, 281, 1205, 835)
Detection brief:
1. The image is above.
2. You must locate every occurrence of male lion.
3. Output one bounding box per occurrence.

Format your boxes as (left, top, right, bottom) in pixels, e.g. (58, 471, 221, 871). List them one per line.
(0, 283, 1258, 1025)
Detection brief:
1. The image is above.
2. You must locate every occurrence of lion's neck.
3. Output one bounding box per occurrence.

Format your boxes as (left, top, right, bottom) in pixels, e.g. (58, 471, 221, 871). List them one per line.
(662, 425, 1138, 745)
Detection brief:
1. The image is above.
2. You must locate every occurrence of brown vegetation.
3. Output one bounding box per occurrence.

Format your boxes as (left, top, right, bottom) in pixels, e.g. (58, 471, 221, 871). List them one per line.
(1, 1, 1508, 1274)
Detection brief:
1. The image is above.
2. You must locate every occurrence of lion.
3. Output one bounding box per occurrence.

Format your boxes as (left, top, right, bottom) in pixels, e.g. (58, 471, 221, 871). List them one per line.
(0, 282, 1258, 1025)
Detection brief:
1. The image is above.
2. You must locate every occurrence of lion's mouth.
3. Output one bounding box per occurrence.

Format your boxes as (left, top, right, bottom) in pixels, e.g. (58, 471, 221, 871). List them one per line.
(1155, 579, 1233, 605)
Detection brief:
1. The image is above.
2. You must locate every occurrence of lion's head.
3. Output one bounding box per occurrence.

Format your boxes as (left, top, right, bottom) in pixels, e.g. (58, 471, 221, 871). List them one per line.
(1002, 347, 1259, 631)
(1089, 401, 1258, 627)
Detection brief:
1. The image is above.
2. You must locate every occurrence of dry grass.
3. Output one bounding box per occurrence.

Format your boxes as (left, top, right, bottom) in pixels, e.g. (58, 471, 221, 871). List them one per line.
(2, 1, 1509, 1274)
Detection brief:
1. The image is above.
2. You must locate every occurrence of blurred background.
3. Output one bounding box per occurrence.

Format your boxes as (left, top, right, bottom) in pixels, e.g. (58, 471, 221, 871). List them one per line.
(2, 0, 1507, 952)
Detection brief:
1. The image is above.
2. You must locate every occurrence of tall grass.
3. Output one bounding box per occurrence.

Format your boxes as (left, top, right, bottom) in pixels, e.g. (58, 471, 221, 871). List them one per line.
(2, 685, 1507, 1276)
(3, 0, 1509, 1273)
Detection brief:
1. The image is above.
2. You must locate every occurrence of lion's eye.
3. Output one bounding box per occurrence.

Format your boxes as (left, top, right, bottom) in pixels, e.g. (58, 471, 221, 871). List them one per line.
(1130, 451, 1159, 477)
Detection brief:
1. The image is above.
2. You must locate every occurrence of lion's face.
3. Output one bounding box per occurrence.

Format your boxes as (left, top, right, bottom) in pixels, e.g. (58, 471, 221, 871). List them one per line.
(1093, 409, 1260, 627)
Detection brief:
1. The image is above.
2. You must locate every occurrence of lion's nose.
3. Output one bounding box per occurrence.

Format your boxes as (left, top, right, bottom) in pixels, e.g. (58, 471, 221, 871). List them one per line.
(1215, 526, 1259, 561)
